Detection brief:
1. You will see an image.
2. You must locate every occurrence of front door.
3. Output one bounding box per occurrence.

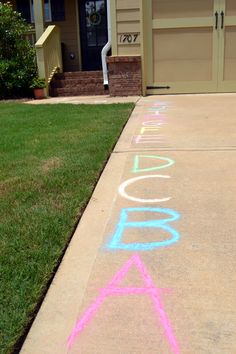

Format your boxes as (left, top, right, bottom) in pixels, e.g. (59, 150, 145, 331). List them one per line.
(145, 0, 236, 94)
(79, 0, 108, 71)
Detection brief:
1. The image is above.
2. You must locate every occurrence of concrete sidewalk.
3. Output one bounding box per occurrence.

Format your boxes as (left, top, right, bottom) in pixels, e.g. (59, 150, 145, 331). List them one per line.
(25, 95, 140, 105)
(21, 94, 236, 354)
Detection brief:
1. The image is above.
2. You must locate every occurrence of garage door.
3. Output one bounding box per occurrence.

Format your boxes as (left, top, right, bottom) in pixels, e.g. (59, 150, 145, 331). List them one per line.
(145, 0, 236, 94)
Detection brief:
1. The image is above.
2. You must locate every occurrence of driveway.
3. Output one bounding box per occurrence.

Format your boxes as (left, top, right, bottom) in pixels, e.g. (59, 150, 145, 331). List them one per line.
(21, 94, 236, 354)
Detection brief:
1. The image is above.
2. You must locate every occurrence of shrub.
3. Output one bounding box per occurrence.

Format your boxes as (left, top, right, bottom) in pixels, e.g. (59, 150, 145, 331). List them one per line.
(30, 77, 47, 89)
(0, 2, 37, 98)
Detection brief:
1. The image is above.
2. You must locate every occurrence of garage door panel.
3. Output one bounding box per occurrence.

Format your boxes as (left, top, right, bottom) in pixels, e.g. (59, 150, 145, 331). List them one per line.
(154, 59, 213, 83)
(152, 0, 214, 20)
(153, 28, 213, 82)
(153, 18, 213, 30)
(223, 27, 236, 80)
(225, 0, 236, 16)
(146, 0, 236, 94)
(146, 0, 219, 93)
(217, 0, 236, 90)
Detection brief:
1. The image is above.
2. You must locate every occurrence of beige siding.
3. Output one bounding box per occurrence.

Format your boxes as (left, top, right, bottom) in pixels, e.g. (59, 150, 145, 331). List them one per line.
(51, 0, 79, 72)
(115, 0, 141, 56)
(118, 44, 141, 55)
(9, 0, 80, 72)
(116, 9, 140, 22)
(116, 0, 139, 10)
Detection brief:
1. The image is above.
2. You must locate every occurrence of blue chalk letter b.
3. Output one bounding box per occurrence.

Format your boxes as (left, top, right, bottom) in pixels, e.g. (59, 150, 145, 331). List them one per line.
(106, 207, 181, 251)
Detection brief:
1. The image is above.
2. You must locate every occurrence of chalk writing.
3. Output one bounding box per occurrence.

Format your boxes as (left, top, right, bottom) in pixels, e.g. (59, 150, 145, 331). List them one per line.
(118, 175, 171, 203)
(142, 121, 167, 126)
(148, 111, 162, 116)
(135, 135, 165, 144)
(133, 155, 175, 173)
(153, 103, 169, 107)
(67, 102, 182, 352)
(140, 127, 161, 134)
(107, 207, 180, 251)
(148, 106, 167, 111)
(144, 114, 166, 122)
(68, 254, 180, 354)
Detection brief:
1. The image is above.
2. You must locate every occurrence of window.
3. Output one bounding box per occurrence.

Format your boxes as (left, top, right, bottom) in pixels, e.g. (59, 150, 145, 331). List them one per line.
(30, 0, 52, 23)
(85, 0, 107, 47)
(17, 0, 65, 23)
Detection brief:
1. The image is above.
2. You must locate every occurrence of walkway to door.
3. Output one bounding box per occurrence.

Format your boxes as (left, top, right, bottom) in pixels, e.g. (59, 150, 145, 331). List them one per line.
(21, 94, 236, 353)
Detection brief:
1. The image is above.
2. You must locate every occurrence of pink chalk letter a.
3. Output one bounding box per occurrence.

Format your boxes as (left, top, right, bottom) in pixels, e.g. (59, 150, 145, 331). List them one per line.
(68, 255, 180, 354)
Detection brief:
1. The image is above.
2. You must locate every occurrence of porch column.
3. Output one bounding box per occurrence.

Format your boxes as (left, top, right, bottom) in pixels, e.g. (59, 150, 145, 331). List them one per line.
(33, 0, 45, 40)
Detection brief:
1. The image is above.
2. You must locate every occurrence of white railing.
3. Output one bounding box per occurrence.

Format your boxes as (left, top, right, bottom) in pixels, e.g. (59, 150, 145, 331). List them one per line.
(35, 25, 63, 88)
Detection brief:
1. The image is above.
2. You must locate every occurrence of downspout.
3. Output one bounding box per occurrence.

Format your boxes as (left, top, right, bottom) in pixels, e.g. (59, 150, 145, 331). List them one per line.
(101, 0, 111, 88)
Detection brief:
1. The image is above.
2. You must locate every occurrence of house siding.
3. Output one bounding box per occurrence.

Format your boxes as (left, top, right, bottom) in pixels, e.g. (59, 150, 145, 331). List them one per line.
(115, 0, 141, 56)
(6, 0, 144, 95)
(8, 0, 80, 72)
(51, 0, 79, 72)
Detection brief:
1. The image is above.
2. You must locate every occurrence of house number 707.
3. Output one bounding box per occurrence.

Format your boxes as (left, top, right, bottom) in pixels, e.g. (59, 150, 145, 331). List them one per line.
(119, 33, 139, 44)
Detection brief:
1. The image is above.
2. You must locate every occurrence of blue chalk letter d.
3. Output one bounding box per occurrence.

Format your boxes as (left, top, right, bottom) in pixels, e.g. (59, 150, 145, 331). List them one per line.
(107, 207, 181, 251)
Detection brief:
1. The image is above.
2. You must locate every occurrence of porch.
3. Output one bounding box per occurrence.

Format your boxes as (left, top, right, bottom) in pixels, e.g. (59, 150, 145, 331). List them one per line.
(6, 0, 143, 97)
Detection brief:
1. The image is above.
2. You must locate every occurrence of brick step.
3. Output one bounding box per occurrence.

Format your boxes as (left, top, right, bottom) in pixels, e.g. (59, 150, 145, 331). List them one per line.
(55, 71, 103, 79)
(50, 87, 108, 97)
(50, 70, 108, 97)
(53, 86, 106, 92)
(51, 78, 104, 89)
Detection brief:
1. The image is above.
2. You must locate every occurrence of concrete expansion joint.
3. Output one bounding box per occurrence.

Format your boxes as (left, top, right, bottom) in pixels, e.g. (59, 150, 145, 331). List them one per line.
(113, 147, 236, 154)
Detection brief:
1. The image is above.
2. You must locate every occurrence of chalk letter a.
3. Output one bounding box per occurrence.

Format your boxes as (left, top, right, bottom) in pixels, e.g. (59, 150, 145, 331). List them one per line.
(68, 255, 180, 354)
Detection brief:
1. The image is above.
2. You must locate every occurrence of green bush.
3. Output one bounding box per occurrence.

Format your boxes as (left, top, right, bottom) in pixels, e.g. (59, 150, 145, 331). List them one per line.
(30, 77, 46, 89)
(0, 2, 37, 98)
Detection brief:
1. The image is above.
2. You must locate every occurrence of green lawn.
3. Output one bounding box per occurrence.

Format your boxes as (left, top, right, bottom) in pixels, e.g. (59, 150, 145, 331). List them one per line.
(0, 102, 134, 354)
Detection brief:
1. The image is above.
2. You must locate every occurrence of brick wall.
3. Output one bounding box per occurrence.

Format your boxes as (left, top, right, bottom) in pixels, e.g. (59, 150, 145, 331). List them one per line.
(49, 71, 108, 96)
(107, 56, 142, 96)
